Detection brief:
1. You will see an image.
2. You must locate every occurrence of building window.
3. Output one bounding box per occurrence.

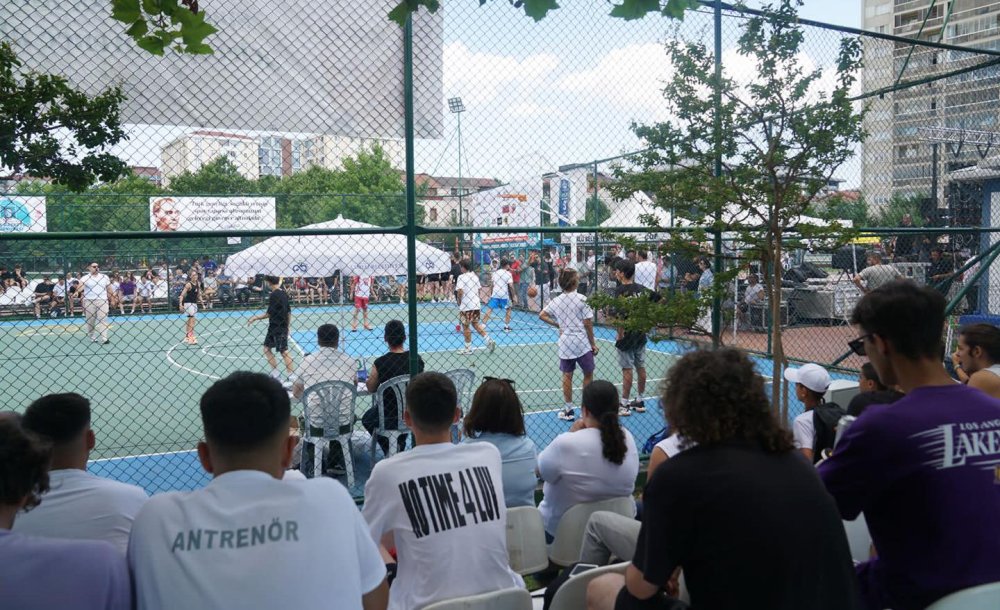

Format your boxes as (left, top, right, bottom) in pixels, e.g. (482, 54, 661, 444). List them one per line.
(290, 139, 311, 173)
(259, 136, 282, 177)
(450, 209, 458, 224)
(429, 208, 438, 221)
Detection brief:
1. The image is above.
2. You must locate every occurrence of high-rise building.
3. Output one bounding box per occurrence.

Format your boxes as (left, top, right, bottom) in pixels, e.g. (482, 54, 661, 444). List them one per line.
(862, 0, 1000, 211)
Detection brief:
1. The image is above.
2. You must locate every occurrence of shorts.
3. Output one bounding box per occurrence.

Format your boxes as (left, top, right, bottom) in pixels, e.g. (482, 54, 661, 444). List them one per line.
(417, 275, 428, 284)
(354, 296, 369, 310)
(264, 331, 289, 353)
(614, 587, 684, 610)
(184, 303, 198, 317)
(487, 297, 509, 310)
(122, 294, 134, 302)
(459, 310, 481, 325)
(560, 351, 595, 375)
(617, 344, 646, 369)
(434, 273, 448, 283)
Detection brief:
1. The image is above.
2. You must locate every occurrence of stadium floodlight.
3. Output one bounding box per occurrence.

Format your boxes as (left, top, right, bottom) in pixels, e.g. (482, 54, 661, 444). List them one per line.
(448, 97, 465, 114)
(448, 97, 467, 228)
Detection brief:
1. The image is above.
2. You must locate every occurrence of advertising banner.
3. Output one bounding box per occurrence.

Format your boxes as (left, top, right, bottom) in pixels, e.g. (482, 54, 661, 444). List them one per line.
(0, 196, 47, 233)
(149, 197, 276, 232)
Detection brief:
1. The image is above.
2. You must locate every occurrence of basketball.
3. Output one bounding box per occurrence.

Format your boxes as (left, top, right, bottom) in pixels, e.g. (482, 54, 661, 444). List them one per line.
(527, 286, 538, 298)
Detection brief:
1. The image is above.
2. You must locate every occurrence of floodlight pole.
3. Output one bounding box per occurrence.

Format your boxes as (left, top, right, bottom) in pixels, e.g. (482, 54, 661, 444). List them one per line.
(448, 97, 466, 237)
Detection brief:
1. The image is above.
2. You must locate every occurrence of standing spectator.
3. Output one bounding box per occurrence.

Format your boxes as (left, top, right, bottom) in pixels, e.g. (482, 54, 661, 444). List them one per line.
(696, 257, 713, 293)
(128, 373, 388, 610)
(247, 275, 295, 387)
(846, 362, 903, 417)
(32, 275, 54, 319)
(74, 262, 112, 345)
(179, 270, 205, 345)
(587, 349, 859, 610)
(611, 261, 651, 415)
(892, 213, 916, 262)
(822, 281, 1000, 609)
(573, 250, 592, 296)
(456, 259, 495, 355)
(532, 249, 551, 306)
(483, 258, 516, 333)
(14, 393, 148, 553)
(517, 254, 534, 310)
(462, 378, 538, 508)
(362, 320, 425, 456)
(852, 252, 902, 294)
(537, 380, 638, 537)
(363, 372, 523, 610)
(449, 253, 462, 304)
(951, 322, 1000, 399)
(785, 363, 844, 464)
(633, 250, 657, 291)
(0, 413, 131, 610)
(544, 247, 557, 291)
(539, 268, 599, 422)
(351, 275, 374, 331)
(925, 247, 951, 289)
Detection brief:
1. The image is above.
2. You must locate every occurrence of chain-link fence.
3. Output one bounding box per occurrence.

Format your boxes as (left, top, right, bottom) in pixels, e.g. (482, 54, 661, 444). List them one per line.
(5, 1, 1000, 497)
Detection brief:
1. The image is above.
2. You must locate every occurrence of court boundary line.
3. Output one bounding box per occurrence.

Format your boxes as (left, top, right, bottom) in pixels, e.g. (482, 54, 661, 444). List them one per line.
(90, 448, 196, 463)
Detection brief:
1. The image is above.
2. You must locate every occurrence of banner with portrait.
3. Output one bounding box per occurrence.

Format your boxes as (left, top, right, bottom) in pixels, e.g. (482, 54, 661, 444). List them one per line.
(0, 196, 47, 233)
(149, 197, 276, 232)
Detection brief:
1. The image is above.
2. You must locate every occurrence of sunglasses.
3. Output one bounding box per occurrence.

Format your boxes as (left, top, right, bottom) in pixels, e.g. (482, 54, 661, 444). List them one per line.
(847, 334, 872, 356)
(484, 376, 515, 386)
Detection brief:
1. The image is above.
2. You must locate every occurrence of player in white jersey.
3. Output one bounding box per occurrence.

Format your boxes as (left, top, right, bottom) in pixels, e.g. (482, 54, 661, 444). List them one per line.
(483, 258, 516, 333)
(350, 275, 374, 331)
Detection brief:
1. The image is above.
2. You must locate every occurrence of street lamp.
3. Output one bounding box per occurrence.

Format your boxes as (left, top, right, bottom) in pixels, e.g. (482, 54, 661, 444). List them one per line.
(448, 97, 466, 227)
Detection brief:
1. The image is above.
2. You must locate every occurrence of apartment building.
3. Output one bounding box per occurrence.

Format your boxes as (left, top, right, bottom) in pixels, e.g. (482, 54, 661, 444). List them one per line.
(862, 0, 1000, 209)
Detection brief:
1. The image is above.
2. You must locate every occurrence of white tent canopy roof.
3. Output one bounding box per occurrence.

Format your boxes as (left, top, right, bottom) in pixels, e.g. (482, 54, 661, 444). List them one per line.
(224, 215, 452, 278)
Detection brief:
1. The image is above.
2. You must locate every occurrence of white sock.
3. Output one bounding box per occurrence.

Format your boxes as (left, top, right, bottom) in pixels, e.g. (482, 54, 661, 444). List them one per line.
(465, 342, 472, 349)
(269, 369, 281, 379)
(564, 402, 575, 411)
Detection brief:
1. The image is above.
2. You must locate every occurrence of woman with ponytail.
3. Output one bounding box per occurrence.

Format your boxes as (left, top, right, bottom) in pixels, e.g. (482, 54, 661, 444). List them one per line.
(537, 379, 639, 538)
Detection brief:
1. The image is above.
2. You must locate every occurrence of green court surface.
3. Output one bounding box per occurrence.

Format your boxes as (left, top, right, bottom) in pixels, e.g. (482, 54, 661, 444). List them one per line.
(2, 303, 681, 493)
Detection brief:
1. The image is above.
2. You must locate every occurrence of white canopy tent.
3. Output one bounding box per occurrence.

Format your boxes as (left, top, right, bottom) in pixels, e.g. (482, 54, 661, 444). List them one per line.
(224, 216, 452, 278)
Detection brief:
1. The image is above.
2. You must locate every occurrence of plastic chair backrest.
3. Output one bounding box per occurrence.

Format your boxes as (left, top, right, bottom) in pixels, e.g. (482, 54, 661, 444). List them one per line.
(445, 368, 476, 412)
(374, 375, 410, 432)
(301, 381, 356, 435)
(548, 562, 629, 610)
(422, 587, 532, 610)
(549, 496, 635, 566)
(505, 506, 549, 576)
(926, 582, 1000, 610)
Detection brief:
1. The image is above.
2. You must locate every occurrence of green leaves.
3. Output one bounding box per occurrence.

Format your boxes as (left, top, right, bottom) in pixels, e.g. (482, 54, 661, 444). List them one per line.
(388, 0, 693, 25)
(609, 0, 697, 21)
(109, 0, 217, 55)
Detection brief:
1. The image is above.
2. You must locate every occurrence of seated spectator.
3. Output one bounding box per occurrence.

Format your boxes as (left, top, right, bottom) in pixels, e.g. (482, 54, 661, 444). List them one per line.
(363, 372, 523, 609)
(363, 320, 425, 455)
(785, 362, 844, 463)
(926, 247, 951, 289)
(462, 378, 538, 508)
(202, 269, 218, 309)
(215, 265, 233, 306)
(537, 380, 639, 538)
(0, 413, 131, 610)
(13, 263, 28, 289)
(822, 281, 1000, 609)
(235, 276, 251, 304)
(14, 393, 148, 553)
(0, 265, 13, 285)
(51, 277, 67, 315)
(847, 362, 904, 417)
(119, 274, 136, 313)
(32, 276, 54, 318)
(951, 322, 1000, 399)
(587, 348, 859, 610)
(134, 270, 155, 314)
(128, 372, 388, 609)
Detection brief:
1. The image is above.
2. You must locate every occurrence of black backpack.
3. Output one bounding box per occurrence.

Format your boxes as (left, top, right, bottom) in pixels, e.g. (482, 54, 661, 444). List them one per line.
(812, 403, 845, 463)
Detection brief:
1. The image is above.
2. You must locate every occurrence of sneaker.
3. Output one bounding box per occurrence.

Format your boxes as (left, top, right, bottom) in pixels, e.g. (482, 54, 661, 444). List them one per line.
(630, 398, 646, 413)
(618, 405, 632, 417)
(456, 347, 473, 355)
(188, 336, 198, 345)
(487, 339, 496, 354)
(557, 407, 576, 421)
(101, 339, 110, 345)
(503, 326, 512, 333)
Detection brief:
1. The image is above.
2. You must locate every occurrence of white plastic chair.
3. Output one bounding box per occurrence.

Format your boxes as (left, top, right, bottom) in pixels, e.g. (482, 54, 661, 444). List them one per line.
(505, 506, 549, 576)
(422, 587, 532, 610)
(300, 380, 357, 488)
(445, 368, 476, 442)
(843, 513, 872, 563)
(370, 374, 410, 462)
(926, 582, 1000, 610)
(548, 497, 636, 567)
(547, 561, 629, 610)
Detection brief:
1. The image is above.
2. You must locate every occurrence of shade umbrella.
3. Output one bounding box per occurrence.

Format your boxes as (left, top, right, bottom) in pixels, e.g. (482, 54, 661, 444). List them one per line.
(223, 215, 452, 278)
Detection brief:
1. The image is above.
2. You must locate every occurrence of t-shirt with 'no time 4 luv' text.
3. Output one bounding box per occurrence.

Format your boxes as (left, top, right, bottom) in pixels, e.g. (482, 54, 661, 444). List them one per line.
(362, 442, 524, 610)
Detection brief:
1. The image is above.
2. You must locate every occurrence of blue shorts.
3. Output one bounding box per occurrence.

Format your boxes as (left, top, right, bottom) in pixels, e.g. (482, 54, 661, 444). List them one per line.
(487, 297, 509, 310)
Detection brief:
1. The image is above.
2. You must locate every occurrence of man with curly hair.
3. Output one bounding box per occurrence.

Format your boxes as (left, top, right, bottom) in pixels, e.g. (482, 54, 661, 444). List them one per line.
(586, 349, 859, 610)
(0, 413, 131, 610)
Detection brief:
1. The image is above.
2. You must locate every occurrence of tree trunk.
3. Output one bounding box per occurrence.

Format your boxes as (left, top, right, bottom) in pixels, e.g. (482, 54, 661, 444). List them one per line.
(770, 233, 787, 423)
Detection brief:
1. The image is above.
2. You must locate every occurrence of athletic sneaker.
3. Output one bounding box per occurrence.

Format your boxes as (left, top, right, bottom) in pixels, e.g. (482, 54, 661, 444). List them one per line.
(456, 347, 473, 355)
(630, 398, 646, 413)
(618, 405, 632, 417)
(557, 407, 576, 421)
(487, 338, 496, 354)
(281, 379, 293, 390)
(503, 326, 512, 333)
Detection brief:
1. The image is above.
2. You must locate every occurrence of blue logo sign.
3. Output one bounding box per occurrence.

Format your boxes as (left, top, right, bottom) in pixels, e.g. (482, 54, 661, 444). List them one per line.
(557, 179, 571, 227)
(292, 262, 308, 273)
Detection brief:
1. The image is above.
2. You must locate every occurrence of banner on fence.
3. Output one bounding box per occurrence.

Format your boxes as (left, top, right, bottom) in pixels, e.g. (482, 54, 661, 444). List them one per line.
(0, 196, 46, 233)
(149, 197, 276, 232)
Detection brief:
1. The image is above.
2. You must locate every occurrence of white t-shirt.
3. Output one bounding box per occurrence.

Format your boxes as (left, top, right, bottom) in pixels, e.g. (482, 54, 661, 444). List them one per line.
(537, 428, 639, 535)
(354, 276, 373, 298)
(744, 282, 765, 304)
(653, 433, 693, 459)
(296, 347, 358, 423)
(542, 291, 594, 359)
(14, 469, 148, 554)
(457, 271, 482, 312)
(137, 279, 154, 298)
(858, 264, 902, 291)
(129, 470, 384, 610)
(491, 268, 513, 300)
(634, 261, 657, 291)
(53, 283, 66, 298)
(792, 410, 815, 452)
(80, 273, 111, 301)
(363, 442, 524, 610)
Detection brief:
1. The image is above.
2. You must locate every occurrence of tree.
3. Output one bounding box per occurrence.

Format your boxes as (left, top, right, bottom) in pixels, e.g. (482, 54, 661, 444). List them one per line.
(110, 0, 217, 55)
(388, 0, 699, 24)
(583, 195, 612, 227)
(605, 0, 864, 415)
(168, 156, 256, 195)
(0, 42, 128, 192)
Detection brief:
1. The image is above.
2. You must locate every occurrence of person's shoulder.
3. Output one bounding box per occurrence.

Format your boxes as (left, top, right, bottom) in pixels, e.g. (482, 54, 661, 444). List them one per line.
(14, 532, 123, 565)
(88, 473, 150, 500)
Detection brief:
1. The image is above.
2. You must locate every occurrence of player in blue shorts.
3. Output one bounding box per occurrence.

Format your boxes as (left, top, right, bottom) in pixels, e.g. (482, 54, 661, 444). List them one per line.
(483, 258, 516, 333)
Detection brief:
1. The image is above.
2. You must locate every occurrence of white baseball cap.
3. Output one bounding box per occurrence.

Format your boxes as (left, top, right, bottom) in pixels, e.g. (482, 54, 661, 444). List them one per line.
(783, 363, 831, 394)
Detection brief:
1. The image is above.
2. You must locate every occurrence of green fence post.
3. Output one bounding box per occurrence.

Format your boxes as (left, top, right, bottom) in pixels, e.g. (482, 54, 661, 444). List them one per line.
(711, 0, 723, 349)
(403, 14, 420, 376)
